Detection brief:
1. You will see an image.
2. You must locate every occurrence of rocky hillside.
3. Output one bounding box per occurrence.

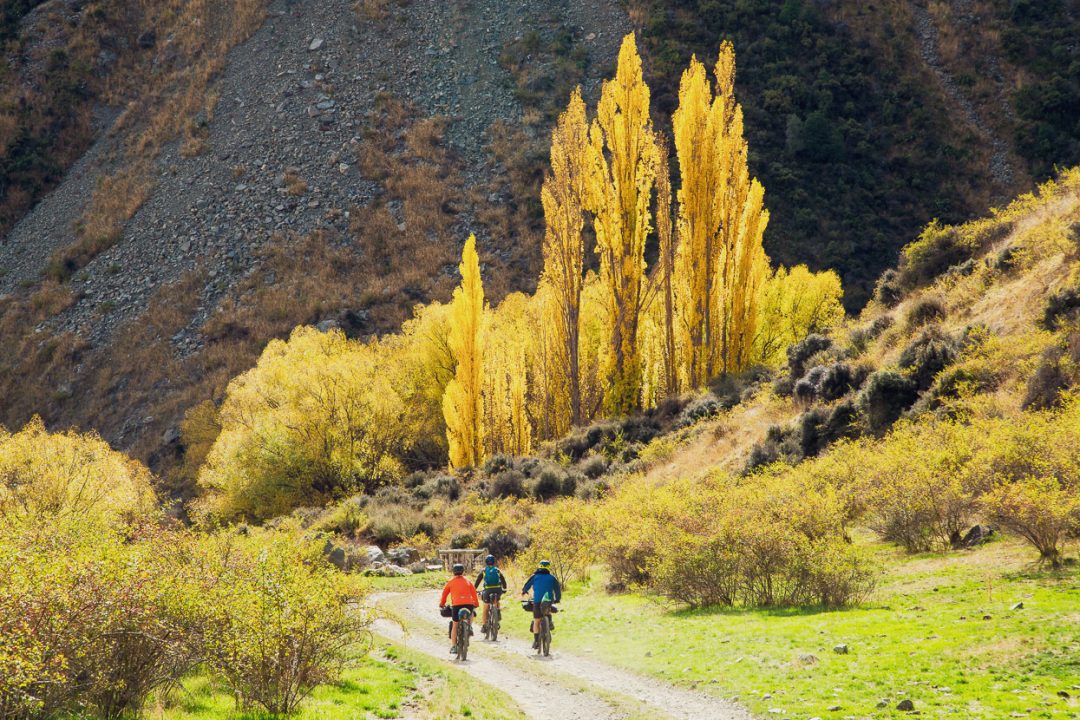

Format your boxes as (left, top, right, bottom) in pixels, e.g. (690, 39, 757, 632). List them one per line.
(0, 0, 631, 481)
(0, 0, 1077, 481)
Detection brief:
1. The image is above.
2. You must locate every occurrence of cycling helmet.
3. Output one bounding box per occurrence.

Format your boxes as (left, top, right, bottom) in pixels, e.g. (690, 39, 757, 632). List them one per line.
(452, 563, 465, 575)
(538, 559, 551, 569)
(485, 554, 496, 565)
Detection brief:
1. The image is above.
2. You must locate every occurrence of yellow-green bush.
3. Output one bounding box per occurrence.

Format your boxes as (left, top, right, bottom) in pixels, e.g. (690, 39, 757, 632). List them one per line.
(0, 417, 155, 526)
(196, 327, 428, 522)
(0, 516, 197, 720)
(0, 420, 374, 719)
(520, 498, 598, 586)
(593, 474, 876, 608)
(192, 529, 370, 715)
(983, 476, 1080, 568)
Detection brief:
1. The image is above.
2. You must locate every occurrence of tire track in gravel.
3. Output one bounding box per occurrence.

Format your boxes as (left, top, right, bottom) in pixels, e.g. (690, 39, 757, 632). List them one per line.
(376, 590, 753, 720)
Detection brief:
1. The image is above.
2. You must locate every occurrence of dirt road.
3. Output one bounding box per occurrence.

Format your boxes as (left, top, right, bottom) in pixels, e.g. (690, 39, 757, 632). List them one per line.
(374, 590, 752, 720)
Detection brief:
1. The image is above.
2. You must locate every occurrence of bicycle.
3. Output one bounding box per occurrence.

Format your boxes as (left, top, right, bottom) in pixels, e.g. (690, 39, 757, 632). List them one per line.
(536, 601, 554, 657)
(482, 594, 502, 641)
(454, 607, 473, 661)
(523, 599, 555, 657)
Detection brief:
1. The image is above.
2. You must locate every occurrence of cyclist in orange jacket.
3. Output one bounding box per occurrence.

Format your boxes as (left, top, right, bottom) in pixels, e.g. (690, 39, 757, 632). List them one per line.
(439, 563, 480, 654)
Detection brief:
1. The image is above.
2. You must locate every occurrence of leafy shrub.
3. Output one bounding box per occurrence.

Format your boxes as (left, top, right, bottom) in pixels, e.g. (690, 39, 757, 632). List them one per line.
(983, 477, 1080, 568)
(639, 475, 877, 608)
(676, 394, 722, 426)
(786, 333, 833, 380)
(531, 470, 564, 501)
(873, 268, 904, 307)
(848, 314, 894, 353)
(195, 530, 369, 715)
(196, 328, 417, 522)
(799, 400, 860, 458)
(897, 221, 968, 290)
(579, 454, 609, 479)
(521, 499, 598, 586)
(0, 517, 198, 720)
(482, 454, 514, 475)
(313, 497, 370, 538)
(856, 418, 985, 551)
(560, 474, 579, 497)
(1022, 347, 1073, 410)
(1040, 286, 1080, 330)
(992, 245, 1021, 272)
(489, 470, 527, 499)
(744, 424, 803, 472)
(899, 327, 958, 390)
(904, 295, 947, 330)
(481, 527, 528, 559)
(794, 362, 870, 404)
(0, 417, 155, 525)
(857, 370, 919, 435)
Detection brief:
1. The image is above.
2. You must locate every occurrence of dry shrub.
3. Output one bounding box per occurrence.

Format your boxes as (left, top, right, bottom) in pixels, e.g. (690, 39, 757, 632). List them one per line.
(283, 170, 308, 196)
(49, 165, 152, 281)
(982, 477, 1080, 568)
(598, 475, 877, 608)
(355, 0, 391, 22)
(29, 282, 76, 320)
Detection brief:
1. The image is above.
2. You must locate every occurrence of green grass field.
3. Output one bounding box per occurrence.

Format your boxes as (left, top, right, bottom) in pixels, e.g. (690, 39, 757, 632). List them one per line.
(148, 641, 523, 720)
(496, 539, 1080, 719)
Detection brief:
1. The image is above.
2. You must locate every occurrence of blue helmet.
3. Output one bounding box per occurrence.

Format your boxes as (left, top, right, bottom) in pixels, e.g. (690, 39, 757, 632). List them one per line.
(485, 554, 496, 565)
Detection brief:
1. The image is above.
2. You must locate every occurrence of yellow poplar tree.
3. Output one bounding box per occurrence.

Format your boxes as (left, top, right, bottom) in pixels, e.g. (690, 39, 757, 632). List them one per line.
(443, 234, 486, 469)
(541, 87, 591, 428)
(483, 293, 533, 456)
(586, 33, 660, 415)
(673, 42, 769, 383)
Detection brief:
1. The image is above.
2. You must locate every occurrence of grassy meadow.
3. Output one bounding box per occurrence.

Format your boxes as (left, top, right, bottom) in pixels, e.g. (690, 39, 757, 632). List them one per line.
(488, 538, 1080, 719)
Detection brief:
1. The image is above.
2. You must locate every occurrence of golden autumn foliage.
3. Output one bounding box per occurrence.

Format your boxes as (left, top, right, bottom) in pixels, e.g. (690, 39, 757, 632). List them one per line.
(673, 44, 767, 383)
(586, 35, 660, 415)
(194, 35, 848, 513)
(0, 417, 155, 526)
(541, 88, 591, 429)
(443, 234, 487, 469)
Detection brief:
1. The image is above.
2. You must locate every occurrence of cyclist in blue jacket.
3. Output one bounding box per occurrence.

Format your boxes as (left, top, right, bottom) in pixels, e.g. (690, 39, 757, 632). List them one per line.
(522, 559, 561, 649)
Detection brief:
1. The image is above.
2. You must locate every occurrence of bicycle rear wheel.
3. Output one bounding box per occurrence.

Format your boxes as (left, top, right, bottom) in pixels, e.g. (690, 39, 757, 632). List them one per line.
(541, 616, 551, 656)
(490, 606, 500, 641)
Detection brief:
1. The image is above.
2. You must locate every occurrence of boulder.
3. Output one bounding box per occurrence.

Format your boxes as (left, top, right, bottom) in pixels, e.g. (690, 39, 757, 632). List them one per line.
(363, 545, 385, 565)
(959, 524, 995, 548)
(322, 539, 347, 570)
(376, 564, 412, 577)
(896, 699, 915, 711)
(833, 644, 849, 655)
(407, 561, 428, 574)
(386, 546, 419, 564)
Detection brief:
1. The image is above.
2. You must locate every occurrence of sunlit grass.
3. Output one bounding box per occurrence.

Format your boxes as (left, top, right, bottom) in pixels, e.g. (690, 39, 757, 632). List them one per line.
(150, 641, 523, 720)
(499, 539, 1080, 719)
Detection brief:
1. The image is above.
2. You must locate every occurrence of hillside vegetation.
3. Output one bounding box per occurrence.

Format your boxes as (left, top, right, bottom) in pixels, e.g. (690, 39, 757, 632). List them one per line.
(1, 11, 1079, 720)
(1, 0, 1078, 475)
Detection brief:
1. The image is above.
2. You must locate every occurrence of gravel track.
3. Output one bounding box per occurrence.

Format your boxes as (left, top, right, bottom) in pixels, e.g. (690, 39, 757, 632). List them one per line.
(376, 590, 752, 720)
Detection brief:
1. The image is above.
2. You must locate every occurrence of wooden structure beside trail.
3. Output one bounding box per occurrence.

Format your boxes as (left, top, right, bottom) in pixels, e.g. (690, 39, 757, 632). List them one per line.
(438, 548, 487, 571)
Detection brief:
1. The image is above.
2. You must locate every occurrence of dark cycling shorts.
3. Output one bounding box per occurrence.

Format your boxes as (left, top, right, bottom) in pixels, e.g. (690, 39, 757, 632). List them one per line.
(451, 604, 477, 622)
(532, 599, 553, 619)
(481, 589, 504, 604)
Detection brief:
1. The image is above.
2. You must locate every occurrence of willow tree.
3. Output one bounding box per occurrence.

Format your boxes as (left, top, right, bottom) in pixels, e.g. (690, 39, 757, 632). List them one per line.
(586, 33, 660, 415)
(673, 42, 769, 383)
(541, 87, 590, 428)
(443, 234, 486, 469)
